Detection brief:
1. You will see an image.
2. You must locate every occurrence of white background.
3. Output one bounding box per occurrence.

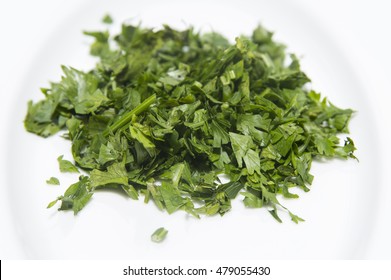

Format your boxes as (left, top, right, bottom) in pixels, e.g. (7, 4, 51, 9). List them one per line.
(0, 0, 390, 259)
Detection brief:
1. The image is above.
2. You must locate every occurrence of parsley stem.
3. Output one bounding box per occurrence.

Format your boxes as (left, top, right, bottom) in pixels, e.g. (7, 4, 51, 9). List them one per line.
(104, 94, 156, 136)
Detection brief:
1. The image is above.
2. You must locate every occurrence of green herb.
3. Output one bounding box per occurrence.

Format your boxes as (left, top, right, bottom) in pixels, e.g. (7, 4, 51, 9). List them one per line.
(46, 177, 60, 185)
(151, 227, 168, 243)
(102, 14, 113, 24)
(57, 155, 79, 173)
(47, 176, 93, 214)
(24, 21, 356, 222)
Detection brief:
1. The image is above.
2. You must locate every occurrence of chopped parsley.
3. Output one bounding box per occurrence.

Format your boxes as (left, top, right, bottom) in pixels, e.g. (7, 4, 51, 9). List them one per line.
(151, 227, 168, 243)
(25, 20, 356, 223)
(46, 177, 60, 185)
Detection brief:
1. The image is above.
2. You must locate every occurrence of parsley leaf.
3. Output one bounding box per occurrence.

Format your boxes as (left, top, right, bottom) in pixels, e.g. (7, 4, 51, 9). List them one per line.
(90, 161, 129, 188)
(46, 177, 60, 185)
(57, 155, 79, 173)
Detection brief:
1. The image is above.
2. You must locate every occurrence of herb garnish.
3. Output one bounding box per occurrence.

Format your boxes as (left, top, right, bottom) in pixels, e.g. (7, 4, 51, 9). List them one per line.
(46, 177, 60, 185)
(151, 227, 168, 243)
(25, 21, 356, 223)
(57, 155, 79, 173)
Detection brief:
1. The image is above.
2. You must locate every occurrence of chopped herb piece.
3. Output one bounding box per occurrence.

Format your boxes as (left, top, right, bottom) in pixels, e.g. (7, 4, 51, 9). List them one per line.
(58, 175, 93, 214)
(46, 177, 60, 185)
(151, 227, 168, 243)
(102, 14, 113, 24)
(57, 155, 79, 173)
(47, 198, 60, 209)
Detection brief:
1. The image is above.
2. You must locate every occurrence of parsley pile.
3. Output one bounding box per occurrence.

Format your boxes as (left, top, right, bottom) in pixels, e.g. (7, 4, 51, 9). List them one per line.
(24, 20, 356, 223)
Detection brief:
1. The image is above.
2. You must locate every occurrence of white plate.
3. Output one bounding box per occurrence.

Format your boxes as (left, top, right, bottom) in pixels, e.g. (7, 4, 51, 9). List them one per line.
(2, 0, 382, 259)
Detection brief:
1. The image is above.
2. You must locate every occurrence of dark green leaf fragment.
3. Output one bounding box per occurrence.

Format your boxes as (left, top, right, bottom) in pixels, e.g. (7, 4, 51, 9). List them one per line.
(90, 161, 128, 188)
(58, 176, 93, 214)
